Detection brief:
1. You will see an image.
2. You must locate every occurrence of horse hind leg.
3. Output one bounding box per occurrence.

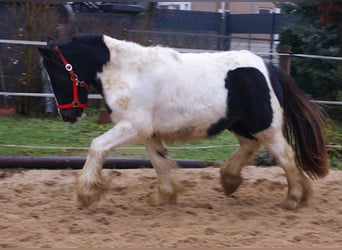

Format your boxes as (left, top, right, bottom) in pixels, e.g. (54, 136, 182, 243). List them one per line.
(256, 128, 312, 210)
(221, 134, 261, 196)
(144, 138, 183, 205)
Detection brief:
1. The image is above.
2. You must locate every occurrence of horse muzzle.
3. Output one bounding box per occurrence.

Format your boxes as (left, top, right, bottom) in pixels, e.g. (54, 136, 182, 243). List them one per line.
(59, 108, 85, 123)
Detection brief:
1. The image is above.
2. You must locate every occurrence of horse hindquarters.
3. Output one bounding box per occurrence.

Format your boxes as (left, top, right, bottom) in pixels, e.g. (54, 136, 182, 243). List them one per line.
(218, 67, 277, 198)
(257, 66, 328, 209)
(218, 66, 316, 209)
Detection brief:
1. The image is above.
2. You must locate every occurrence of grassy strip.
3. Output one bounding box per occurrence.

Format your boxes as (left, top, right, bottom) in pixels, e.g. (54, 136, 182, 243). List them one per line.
(0, 111, 237, 165)
(1, 110, 341, 168)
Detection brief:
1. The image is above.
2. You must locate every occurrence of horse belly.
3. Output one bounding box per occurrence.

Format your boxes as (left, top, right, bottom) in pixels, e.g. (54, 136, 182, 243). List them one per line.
(152, 94, 227, 143)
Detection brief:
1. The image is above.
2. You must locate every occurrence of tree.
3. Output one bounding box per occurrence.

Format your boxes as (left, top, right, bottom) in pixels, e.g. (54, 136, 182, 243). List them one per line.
(317, 2, 342, 56)
(1, 3, 69, 115)
(278, 2, 342, 102)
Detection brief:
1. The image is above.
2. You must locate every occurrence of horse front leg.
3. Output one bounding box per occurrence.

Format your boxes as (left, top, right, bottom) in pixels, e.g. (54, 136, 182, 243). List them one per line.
(144, 138, 183, 205)
(77, 122, 138, 207)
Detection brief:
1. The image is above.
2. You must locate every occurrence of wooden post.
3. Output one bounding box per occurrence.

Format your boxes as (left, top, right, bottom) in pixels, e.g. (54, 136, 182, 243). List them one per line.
(98, 108, 111, 124)
(277, 44, 292, 74)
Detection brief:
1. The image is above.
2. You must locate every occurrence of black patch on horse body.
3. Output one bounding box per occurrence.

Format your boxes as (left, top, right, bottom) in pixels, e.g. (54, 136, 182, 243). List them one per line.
(206, 117, 230, 136)
(207, 67, 274, 139)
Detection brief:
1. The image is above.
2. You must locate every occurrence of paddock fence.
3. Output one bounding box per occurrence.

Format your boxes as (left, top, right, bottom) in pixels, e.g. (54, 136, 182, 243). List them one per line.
(1, 38, 342, 106)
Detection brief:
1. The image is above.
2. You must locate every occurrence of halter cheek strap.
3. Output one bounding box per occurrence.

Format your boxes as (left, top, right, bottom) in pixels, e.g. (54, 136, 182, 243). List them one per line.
(53, 46, 88, 110)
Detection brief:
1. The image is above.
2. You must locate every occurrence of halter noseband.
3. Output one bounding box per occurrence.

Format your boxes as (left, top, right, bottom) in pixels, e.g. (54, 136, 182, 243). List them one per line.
(53, 46, 88, 110)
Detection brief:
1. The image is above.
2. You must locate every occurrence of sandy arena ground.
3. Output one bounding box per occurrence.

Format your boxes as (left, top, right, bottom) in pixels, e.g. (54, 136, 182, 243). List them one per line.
(0, 166, 341, 248)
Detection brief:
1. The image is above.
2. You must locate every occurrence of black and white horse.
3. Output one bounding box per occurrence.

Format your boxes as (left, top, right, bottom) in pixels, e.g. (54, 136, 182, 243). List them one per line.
(39, 34, 328, 210)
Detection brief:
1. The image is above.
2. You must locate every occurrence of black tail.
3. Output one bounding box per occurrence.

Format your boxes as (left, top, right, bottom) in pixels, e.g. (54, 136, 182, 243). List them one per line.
(272, 65, 329, 179)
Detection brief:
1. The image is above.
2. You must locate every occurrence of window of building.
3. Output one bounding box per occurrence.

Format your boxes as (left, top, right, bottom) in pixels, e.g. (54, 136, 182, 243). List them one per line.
(157, 2, 191, 11)
(258, 8, 272, 14)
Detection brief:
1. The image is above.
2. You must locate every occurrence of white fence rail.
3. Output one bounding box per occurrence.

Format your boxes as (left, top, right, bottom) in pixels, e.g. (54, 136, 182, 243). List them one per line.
(0, 92, 102, 99)
(1, 92, 341, 106)
(1, 39, 342, 106)
(2, 39, 342, 61)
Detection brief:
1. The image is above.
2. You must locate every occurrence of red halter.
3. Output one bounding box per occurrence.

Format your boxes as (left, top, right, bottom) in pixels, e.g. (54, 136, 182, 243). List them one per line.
(53, 46, 88, 110)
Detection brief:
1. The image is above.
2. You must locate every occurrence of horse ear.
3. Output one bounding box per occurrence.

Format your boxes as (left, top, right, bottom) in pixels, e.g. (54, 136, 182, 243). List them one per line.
(47, 37, 56, 48)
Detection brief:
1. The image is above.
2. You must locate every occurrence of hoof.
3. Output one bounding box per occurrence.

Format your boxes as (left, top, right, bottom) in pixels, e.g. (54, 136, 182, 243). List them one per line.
(77, 190, 103, 208)
(149, 192, 178, 206)
(280, 191, 311, 210)
(281, 178, 312, 210)
(76, 174, 109, 208)
(158, 191, 178, 205)
(220, 173, 243, 196)
(280, 197, 301, 210)
(155, 180, 183, 205)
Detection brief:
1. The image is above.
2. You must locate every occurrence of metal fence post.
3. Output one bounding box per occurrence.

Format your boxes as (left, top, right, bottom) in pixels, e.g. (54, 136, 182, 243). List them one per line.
(277, 44, 292, 74)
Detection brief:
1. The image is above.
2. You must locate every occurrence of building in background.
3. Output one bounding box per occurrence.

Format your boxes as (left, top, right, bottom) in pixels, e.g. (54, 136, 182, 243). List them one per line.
(158, 2, 280, 14)
(157, 2, 191, 11)
(157, 2, 281, 54)
(0, 2, 287, 101)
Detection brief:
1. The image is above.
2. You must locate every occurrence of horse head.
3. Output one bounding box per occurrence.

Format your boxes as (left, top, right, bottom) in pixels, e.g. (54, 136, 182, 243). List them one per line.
(38, 35, 110, 122)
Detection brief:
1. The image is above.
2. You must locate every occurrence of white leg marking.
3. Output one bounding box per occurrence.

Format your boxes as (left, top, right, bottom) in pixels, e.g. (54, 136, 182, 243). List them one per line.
(221, 134, 261, 196)
(144, 138, 182, 204)
(256, 128, 312, 210)
(77, 121, 138, 207)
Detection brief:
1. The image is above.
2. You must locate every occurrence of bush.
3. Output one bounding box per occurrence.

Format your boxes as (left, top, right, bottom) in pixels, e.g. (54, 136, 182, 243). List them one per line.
(325, 120, 342, 169)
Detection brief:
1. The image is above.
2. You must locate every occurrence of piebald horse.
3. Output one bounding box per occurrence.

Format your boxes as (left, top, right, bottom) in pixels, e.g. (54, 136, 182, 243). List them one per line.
(39, 34, 328, 210)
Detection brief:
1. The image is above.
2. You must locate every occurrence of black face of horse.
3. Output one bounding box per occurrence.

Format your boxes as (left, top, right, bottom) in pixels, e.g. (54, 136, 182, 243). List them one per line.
(39, 48, 88, 122)
(39, 35, 110, 123)
(43, 57, 87, 123)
